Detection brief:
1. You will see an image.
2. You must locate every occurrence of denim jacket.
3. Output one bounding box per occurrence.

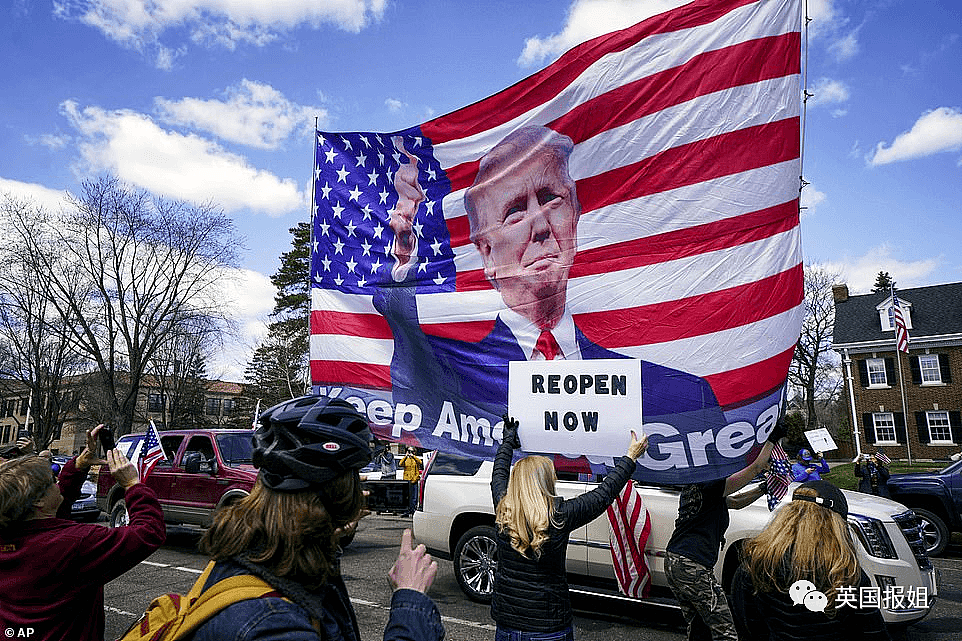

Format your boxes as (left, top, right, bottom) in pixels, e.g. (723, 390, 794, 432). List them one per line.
(191, 559, 445, 641)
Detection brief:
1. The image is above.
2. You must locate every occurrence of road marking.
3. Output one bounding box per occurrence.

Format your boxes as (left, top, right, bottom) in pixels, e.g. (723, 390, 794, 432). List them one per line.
(106, 605, 139, 618)
(174, 566, 204, 574)
(351, 598, 495, 631)
(141, 560, 169, 568)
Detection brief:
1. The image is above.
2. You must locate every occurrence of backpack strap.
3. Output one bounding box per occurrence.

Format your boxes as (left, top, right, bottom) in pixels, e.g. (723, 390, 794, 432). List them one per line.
(170, 561, 280, 639)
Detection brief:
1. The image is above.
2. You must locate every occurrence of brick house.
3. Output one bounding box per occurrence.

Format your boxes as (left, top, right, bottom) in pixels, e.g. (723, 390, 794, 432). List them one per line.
(832, 282, 962, 462)
(0, 375, 248, 455)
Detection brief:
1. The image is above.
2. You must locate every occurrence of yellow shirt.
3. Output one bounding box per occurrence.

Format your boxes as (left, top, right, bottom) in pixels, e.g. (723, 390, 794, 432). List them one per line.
(400, 454, 422, 482)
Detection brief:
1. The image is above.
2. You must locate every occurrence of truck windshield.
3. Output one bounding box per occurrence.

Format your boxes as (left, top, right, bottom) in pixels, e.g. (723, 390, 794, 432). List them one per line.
(216, 433, 254, 467)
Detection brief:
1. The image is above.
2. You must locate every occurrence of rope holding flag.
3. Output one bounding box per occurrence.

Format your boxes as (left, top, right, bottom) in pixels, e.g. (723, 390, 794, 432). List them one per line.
(606, 480, 651, 598)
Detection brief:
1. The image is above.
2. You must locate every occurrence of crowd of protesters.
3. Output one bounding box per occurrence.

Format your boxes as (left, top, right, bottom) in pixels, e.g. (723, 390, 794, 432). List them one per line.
(0, 401, 896, 641)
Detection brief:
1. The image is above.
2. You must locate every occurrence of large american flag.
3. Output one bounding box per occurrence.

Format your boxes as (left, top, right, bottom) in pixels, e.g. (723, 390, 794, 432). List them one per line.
(311, 0, 803, 430)
(891, 285, 910, 353)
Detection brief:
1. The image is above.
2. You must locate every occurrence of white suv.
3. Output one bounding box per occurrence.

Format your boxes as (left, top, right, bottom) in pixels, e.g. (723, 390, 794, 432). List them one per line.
(413, 452, 937, 627)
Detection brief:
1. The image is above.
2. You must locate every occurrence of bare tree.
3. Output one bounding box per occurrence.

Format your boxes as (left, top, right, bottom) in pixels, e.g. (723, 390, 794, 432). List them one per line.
(789, 264, 844, 433)
(146, 329, 215, 429)
(0, 196, 86, 450)
(7, 176, 240, 435)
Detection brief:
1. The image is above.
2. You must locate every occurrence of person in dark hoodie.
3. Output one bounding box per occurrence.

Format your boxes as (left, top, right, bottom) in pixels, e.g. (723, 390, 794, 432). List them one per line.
(0, 425, 165, 641)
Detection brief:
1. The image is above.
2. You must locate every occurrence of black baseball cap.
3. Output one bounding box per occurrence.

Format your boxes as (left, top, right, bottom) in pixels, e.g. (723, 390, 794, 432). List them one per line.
(793, 480, 848, 519)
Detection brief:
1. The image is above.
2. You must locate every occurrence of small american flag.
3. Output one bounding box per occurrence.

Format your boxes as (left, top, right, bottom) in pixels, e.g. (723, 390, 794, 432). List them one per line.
(606, 481, 651, 599)
(891, 285, 910, 353)
(138, 420, 167, 480)
(766, 442, 792, 511)
(874, 451, 891, 466)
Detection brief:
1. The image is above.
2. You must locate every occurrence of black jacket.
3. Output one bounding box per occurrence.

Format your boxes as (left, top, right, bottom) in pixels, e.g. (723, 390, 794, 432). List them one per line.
(489, 436, 635, 632)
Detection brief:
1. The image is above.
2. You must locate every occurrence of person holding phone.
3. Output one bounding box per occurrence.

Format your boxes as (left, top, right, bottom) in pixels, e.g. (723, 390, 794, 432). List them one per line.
(0, 424, 165, 641)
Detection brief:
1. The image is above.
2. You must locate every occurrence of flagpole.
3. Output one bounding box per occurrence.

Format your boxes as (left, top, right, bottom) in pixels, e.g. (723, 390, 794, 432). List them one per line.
(843, 349, 862, 458)
(891, 284, 913, 465)
(896, 349, 912, 465)
(308, 116, 319, 396)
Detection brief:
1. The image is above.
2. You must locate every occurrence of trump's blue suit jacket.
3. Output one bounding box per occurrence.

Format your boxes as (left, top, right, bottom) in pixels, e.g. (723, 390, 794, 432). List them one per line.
(373, 284, 724, 431)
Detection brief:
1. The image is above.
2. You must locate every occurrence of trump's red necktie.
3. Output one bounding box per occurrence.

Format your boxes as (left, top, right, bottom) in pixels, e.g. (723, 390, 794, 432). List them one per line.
(535, 330, 560, 360)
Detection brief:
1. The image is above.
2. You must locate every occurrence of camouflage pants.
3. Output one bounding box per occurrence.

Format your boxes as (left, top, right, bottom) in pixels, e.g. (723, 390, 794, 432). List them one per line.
(665, 552, 738, 641)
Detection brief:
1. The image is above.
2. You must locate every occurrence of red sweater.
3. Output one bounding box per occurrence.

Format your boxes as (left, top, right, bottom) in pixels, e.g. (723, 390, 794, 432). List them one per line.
(0, 458, 165, 641)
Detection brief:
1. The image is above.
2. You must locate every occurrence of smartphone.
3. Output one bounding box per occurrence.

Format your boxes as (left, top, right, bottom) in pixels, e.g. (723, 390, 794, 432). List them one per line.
(17, 429, 31, 440)
(98, 426, 116, 452)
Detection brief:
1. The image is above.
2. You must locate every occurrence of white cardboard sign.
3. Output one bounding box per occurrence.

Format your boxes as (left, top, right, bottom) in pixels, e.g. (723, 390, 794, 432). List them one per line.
(804, 427, 838, 453)
(507, 359, 642, 458)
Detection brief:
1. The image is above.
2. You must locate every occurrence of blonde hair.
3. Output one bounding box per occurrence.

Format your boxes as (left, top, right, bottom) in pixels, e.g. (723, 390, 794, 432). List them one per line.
(0, 456, 56, 532)
(495, 455, 562, 559)
(742, 486, 860, 613)
(200, 472, 362, 589)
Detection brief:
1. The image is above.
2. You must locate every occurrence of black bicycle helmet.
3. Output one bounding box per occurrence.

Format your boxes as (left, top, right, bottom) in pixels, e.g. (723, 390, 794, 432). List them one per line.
(252, 395, 373, 491)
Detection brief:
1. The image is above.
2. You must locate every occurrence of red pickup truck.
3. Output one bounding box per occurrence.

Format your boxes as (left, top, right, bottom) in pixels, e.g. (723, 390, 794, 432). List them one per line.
(96, 428, 257, 528)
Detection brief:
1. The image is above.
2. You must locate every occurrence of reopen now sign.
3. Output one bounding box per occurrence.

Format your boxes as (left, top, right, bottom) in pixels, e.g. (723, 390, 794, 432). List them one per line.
(508, 359, 643, 458)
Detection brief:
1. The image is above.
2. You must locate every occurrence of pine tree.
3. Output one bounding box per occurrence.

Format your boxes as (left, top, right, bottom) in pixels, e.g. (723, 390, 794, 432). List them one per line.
(245, 222, 311, 408)
(872, 271, 894, 293)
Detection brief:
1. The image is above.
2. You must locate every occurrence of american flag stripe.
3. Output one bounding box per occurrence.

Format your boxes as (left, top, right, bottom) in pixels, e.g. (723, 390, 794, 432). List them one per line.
(442, 85, 799, 250)
(309, 0, 803, 412)
(892, 286, 910, 353)
(422, 0, 789, 146)
(449, 159, 800, 274)
(607, 481, 652, 598)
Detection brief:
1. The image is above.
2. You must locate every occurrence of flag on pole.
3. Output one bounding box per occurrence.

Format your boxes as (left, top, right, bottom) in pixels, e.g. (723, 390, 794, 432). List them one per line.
(606, 481, 652, 599)
(309, 0, 804, 478)
(874, 451, 891, 466)
(891, 285, 910, 353)
(766, 442, 792, 511)
(139, 420, 167, 480)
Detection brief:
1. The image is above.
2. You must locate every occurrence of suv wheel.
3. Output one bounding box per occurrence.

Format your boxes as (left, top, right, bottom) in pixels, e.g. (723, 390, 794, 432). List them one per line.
(454, 524, 498, 603)
(109, 500, 129, 528)
(913, 508, 949, 557)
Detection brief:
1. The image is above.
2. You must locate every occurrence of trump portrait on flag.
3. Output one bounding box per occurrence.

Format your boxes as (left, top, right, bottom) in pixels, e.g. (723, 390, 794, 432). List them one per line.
(376, 125, 724, 437)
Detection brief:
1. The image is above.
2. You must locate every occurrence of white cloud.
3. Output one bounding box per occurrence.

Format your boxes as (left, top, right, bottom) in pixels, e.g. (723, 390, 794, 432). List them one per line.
(868, 107, 962, 166)
(60, 100, 304, 216)
(385, 98, 406, 113)
(806, 0, 861, 63)
(799, 184, 826, 218)
(24, 133, 72, 150)
(827, 29, 859, 62)
(0, 177, 70, 212)
(808, 77, 850, 110)
(517, 0, 686, 67)
(820, 245, 939, 294)
(155, 80, 325, 150)
(207, 267, 276, 381)
(53, 0, 387, 65)
(805, 0, 843, 40)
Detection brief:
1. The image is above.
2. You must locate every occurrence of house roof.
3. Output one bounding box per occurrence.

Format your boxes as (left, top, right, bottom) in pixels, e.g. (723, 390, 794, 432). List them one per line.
(833, 281, 962, 349)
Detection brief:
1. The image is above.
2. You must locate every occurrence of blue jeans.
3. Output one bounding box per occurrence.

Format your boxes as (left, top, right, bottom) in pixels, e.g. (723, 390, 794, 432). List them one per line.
(495, 625, 574, 641)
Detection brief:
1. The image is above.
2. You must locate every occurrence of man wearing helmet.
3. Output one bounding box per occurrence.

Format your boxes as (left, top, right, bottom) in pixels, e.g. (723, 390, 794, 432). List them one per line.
(190, 395, 445, 641)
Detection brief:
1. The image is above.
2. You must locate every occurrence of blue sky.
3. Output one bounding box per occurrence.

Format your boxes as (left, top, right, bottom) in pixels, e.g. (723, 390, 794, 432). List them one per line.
(1, 0, 960, 381)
